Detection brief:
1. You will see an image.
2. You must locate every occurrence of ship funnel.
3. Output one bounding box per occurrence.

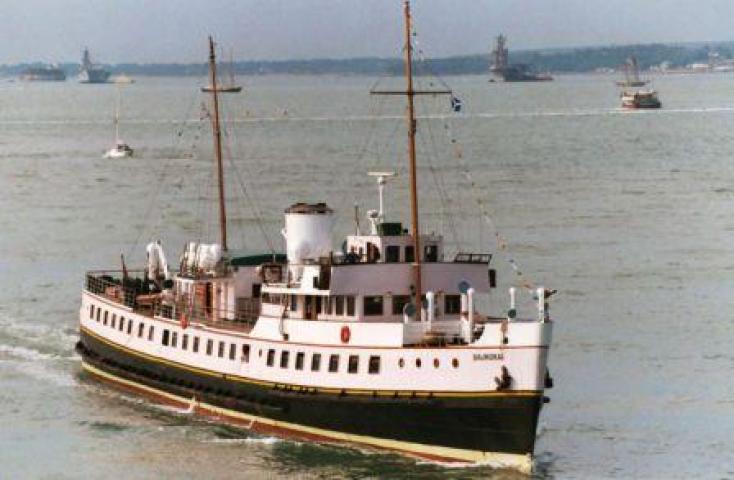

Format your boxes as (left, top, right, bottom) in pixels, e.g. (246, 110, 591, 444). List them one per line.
(283, 203, 334, 281)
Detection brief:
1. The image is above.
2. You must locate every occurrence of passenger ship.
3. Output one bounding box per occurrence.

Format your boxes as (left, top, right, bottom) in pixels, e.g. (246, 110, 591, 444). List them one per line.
(76, 3, 555, 473)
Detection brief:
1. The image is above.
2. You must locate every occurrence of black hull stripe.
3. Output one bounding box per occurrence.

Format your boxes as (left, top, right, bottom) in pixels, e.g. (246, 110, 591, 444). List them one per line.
(78, 331, 543, 461)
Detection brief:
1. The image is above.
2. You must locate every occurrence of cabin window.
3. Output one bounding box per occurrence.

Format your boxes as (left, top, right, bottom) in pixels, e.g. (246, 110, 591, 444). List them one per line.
(398, 358, 405, 368)
(182, 334, 189, 350)
(103, 311, 108, 326)
(415, 358, 422, 368)
(368, 356, 381, 374)
(452, 358, 459, 368)
(335, 296, 344, 316)
(261, 292, 270, 304)
(392, 295, 411, 315)
(241, 344, 250, 362)
(385, 245, 400, 263)
(445, 295, 461, 314)
(96, 308, 101, 322)
(348, 355, 359, 374)
(138, 323, 145, 338)
(311, 353, 321, 371)
(111, 314, 116, 329)
(364, 296, 384, 316)
(252, 284, 261, 298)
(405, 246, 415, 263)
(126, 319, 132, 335)
(328, 354, 339, 373)
(161, 330, 170, 346)
(89, 305, 95, 319)
(323, 297, 331, 314)
(229, 343, 236, 360)
(424, 245, 438, 262)
(147, 326, 154, 341)
(171, 332, 178, 348)
(433, 358, 440, 368)
(118, 317, 124, 332)
(218, 341, 225, 358)
(193, 336, 200, 353)
(346, 296, 355, 316)
(295, 352, 305, 370)
(280, 350, 290, 368)
(206, 339, 214, 356)
(267, 349, 275, 367)
(290, 295, 297, 311)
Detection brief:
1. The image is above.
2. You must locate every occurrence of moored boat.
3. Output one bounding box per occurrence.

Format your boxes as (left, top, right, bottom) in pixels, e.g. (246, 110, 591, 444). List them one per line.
(76, 4, 555, 473)
(621, 89, 662, 109)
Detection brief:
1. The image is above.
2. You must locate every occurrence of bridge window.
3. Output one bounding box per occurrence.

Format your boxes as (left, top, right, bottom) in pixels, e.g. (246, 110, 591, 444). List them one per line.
(364, 296, 383, 316)
(182, 334, 189, 350)
(385, 245, 400, 263)
(103, 311, 108, 326)
(241, 344, 250, 362)
(346, 296, 355, 316)
(445, 295, 461, 314)
(335, 296, 344, 315)
(290, 295, 298, 312)
(229, 343, 236, 360)
(147, 326, 154, 341)
(392, 295, 411, 315)
(267, 349, 275, 367)
(348, 355, 359, 374)
(206, 339, 213, 356)
(118, 317, 124, 332)
(218, 341, 225, 358)
(89, 305, 95, 319)
(368, 356, 381, 374)
(171, 332, 178, 348)
(126, 318, 132, 335)
(328, 354, 340, 373)
(424, 245, 438, 262)
(295, 352, 305, 370)
(193, 336, 200, 353)
(111, 314, 116, 329)
(405, 246, 415, 263)
(138, 323, 144, 338)
(280, 350, 290, 368)
(161, 329, 170, 346)
(311, 353, 321, 371)
(96, 308, 101, 322)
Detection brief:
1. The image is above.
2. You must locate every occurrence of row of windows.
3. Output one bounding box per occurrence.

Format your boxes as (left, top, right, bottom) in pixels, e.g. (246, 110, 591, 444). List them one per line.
(265, 349, 381, 375)
(383, 244, 438, 263)
(89, 304, 459, 373)
(364, 294, 462, 316)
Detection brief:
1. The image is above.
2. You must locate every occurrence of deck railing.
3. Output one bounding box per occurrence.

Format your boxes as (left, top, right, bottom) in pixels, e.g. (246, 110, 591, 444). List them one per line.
(84, 270, 259, 333)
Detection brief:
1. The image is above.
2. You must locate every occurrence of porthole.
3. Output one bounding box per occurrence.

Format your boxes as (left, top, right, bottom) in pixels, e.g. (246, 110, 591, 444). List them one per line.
(415, 358, 422, 368)
(452, 358, 459, 368)
(433, 358, 440, 368)
(398, 358, 405, 368)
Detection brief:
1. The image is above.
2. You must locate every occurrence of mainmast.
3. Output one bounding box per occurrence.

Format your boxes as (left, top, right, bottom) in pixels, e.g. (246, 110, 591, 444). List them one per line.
(370, 1, 451, 321)
(208, 36, 228, 252)
(402, 0, 422, 321)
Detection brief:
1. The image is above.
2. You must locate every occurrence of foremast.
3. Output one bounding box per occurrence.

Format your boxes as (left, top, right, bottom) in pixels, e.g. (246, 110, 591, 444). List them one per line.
(208, 36, 228, 252)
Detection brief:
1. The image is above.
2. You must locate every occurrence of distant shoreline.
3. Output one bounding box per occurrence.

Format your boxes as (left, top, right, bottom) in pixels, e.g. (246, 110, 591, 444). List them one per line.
(3, 40, 733, 77)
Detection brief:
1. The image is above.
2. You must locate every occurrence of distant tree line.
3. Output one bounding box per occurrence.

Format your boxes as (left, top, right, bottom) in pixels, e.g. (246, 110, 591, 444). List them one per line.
(2, 41, 733, 77)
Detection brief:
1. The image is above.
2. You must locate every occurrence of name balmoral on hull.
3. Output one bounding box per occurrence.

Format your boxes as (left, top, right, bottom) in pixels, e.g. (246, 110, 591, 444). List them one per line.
(76, 2, 556, 474)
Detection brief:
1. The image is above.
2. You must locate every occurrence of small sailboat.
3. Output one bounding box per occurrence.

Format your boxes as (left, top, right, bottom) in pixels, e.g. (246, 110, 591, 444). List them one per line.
(615, 56, 648, 87)
(201, 50, 242, 93)
(103, 87, 134, 159)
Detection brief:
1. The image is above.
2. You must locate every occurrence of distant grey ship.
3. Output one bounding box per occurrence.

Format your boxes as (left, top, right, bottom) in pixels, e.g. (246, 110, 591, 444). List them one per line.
(78, 48, 110, 84)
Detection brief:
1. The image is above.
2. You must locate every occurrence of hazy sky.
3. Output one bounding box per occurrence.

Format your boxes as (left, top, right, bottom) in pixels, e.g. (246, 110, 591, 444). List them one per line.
(3, 0, 734, 64)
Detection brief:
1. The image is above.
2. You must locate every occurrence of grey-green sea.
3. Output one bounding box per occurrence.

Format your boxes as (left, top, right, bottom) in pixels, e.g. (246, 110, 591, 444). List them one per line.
(1, 72, 733, 479)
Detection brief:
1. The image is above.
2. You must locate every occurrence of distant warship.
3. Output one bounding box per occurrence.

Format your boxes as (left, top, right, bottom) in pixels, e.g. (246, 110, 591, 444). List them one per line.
(489, 35, 552, 82)
(78, 48, 110, 84)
